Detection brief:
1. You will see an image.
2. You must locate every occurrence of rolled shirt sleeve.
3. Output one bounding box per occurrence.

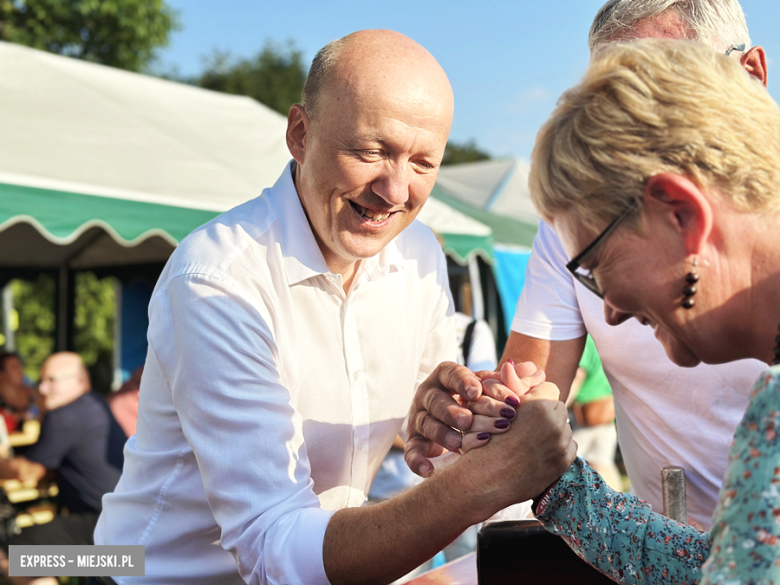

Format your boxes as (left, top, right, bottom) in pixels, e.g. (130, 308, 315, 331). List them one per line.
(150, 274, 333, 585)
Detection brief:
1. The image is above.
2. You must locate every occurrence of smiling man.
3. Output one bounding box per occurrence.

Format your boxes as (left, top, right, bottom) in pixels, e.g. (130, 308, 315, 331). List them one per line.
(94, 30, 574, 585)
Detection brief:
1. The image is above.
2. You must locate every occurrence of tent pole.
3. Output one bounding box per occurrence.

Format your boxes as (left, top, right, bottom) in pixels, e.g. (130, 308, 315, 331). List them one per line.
(2, 284, 14, 351)
(56, 266, 70, 352)
(112, 281, 123, 391)
(468, 256, 485, 321)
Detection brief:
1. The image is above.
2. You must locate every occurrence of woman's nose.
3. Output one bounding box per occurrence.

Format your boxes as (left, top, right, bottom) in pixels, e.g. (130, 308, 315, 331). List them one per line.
(604, 303, 632, 326)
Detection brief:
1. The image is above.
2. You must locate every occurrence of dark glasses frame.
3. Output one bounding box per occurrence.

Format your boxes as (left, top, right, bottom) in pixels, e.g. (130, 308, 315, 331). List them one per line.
(565, 200, 639, 298)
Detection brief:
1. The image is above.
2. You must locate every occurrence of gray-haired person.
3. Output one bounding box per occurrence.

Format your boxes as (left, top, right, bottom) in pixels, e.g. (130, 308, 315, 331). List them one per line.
(406, 0, 768, 531)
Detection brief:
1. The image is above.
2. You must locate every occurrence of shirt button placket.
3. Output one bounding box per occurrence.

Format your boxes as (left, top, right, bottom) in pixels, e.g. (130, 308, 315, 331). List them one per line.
(342, 299, 369, 506)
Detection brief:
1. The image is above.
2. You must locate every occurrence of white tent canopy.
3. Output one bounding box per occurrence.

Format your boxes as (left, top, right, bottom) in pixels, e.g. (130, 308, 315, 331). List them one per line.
(0, 40, 292, 212)
(0, 41, 492, 270)
(436, 158, 540, 227)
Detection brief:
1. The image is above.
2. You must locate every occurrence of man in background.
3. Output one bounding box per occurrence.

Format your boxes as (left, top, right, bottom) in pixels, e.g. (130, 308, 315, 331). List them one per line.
(3, 352, 125, 546)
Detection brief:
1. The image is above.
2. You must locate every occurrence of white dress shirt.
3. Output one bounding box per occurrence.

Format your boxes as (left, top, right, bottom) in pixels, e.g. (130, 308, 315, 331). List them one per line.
(95, 162, 456, 585)
(513, 221, 764, 530)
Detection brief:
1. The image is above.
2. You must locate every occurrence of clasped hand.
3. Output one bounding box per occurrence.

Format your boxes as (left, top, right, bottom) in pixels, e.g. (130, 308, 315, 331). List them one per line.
(404, 360, 576, 501)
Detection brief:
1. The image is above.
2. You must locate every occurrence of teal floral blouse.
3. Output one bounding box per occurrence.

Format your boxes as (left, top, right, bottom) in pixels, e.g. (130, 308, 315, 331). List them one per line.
(535, 365, 780, 584)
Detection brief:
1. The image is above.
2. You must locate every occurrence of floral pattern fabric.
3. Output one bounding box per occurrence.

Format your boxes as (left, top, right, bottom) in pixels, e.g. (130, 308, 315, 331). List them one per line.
(535, 365, 780, 584)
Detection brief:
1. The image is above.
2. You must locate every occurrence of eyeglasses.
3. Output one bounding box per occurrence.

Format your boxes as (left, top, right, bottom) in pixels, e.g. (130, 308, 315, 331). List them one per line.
(725, 43, 746, 57)
(565, 200, 639, 298)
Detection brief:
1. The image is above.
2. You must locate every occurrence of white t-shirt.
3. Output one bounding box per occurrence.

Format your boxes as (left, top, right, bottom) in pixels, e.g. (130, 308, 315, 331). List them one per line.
(513, 221, 766, 530)
(95, 163, 456, 584)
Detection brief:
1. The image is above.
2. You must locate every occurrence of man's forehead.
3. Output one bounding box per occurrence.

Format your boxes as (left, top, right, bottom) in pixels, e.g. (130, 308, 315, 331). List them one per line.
(44, 355, 81, 373)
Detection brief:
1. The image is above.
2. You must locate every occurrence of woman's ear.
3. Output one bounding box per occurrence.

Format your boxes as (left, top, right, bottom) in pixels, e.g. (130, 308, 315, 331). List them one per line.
(645, 173, 713, 255)
(286, 104, 309, 165)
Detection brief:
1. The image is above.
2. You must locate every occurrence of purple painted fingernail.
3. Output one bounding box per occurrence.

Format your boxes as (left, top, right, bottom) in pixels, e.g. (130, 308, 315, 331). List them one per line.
(506, 395, 520, 407)
(477, 432, 490, 441)
(494, 419, 510, 429)
(500, 408, 516, 419)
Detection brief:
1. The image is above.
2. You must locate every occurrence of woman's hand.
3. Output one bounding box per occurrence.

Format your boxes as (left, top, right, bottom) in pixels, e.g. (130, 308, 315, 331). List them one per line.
(460, 362, 547, 452)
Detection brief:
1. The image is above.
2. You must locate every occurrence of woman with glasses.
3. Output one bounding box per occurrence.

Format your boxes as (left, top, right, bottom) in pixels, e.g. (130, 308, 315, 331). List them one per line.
(511, 38, 780, 584)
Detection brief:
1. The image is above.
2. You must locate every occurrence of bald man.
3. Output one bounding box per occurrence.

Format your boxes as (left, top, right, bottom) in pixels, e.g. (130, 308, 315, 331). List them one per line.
(1, 352, 124, 548)
(95, 30, 573, 585)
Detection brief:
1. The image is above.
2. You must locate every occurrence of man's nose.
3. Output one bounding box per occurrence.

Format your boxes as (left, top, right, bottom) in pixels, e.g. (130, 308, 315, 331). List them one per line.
(604, 303, 632, 327)
(372, 162, 410, 206)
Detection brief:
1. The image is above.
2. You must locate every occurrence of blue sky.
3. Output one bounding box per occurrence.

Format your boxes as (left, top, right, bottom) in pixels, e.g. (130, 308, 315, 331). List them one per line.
(156, 0, 779, 161)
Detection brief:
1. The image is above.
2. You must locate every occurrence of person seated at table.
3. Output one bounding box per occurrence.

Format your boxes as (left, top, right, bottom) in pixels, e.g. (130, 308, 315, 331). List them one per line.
(107, 365, 142, 438)
(0, 352, 125, 547)
(507, 38, 780, 583)
(0, 352, 43, 434)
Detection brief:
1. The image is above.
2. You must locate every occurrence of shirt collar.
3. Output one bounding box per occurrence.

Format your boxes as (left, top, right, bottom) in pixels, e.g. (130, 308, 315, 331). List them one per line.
(268, 161, 405, 287)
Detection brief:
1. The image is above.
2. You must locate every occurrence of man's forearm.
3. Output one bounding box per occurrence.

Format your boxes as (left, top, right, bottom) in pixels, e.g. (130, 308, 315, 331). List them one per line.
(323, 457, 497, 585)
(0, 457, 47, 482)
(325, 392, 575, 585)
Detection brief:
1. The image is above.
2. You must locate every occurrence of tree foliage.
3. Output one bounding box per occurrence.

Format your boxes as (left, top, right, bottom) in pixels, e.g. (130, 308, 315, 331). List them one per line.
(12, 276, 56, 382)
(0, 0, 179, 72)
(73, 271, 115, 374)
(8, 272, 115, 385)
(442, 140, 491, 166)
(194, 40, 307, 116)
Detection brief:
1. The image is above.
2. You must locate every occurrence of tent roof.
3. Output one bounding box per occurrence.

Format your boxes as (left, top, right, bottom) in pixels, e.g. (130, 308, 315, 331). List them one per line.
(0, 40, 292, 211)
(436, 158, 541, 233)
(433, 158, 540, 249)
(0, 42, 493, 269)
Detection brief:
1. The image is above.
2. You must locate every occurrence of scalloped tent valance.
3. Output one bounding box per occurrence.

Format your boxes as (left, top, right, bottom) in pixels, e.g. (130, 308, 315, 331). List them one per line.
(0, 41, 493, 272)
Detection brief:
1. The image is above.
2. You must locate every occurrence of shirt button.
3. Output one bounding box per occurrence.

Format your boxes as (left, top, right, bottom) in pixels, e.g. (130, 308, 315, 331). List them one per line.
(352, 372, 359, 382)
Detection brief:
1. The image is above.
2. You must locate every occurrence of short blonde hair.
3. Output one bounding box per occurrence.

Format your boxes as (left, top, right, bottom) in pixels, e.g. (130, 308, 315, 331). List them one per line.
(529, 39, 780, 232)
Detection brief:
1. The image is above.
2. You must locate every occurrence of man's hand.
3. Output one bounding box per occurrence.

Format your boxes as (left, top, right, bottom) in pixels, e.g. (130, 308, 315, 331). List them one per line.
(0, 456, 46, 483)
(404, 362, 481, 478)
(458, 381, 577, 509)
(405, 360, 543, 477)
(461, 361, 546, 452)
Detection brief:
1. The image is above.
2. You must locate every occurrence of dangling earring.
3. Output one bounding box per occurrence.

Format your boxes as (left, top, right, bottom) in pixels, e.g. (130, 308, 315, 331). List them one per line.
(682, 257, 699, 309)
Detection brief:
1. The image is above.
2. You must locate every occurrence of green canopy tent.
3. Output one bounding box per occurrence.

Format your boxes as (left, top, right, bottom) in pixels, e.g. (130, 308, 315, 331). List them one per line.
(0, 42, 495, 371)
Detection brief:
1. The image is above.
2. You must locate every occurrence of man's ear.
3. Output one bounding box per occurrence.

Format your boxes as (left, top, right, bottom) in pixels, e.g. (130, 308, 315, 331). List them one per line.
(741, 46, 768, 87)
(286, 104, 309, 164)
(645, 173, 713, 256)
